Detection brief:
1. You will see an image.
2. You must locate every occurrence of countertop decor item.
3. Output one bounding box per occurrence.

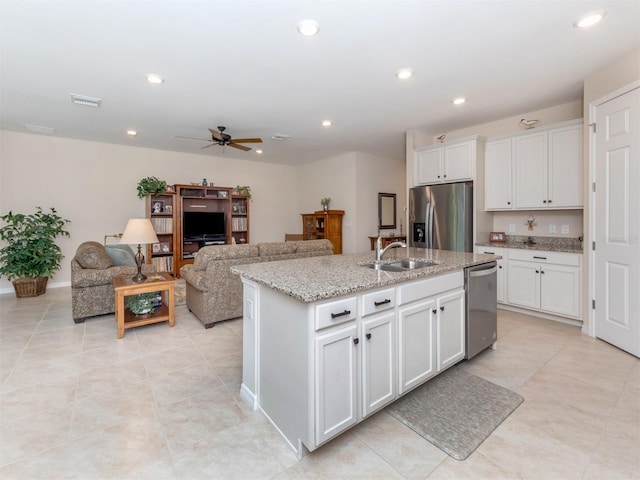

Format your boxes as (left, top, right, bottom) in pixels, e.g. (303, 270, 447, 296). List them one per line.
(136, 176, 167, 199)
(119, 218, 159, 282)
(489, 231, 506, 242)
(320, 197, 331, 211)
(234, 185, 252, 199)
(0, 207, 70, 297)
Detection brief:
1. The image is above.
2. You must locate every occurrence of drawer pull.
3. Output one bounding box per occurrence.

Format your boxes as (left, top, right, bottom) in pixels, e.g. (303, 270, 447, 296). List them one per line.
(331, 309, 351, 319)
(374, 299, 391, 306)
(366, 333, 372, 340)
(483, 251, 495, 254)
(533, 256, 547, 260)
(432, 309, 437, 314)
(353, 338, 359, 345)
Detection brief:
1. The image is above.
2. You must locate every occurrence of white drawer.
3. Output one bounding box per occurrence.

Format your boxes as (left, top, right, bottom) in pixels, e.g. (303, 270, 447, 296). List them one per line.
(508, 248, 581, 266)
(476, 246, 508, 258)
(315, 296, 357, 331)
(360, 288, 396, 317)
(397, 271, 464, 305)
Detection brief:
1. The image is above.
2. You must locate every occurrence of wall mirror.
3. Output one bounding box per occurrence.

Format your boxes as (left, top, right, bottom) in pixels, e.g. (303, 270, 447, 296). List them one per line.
(378, 193, 396, 229)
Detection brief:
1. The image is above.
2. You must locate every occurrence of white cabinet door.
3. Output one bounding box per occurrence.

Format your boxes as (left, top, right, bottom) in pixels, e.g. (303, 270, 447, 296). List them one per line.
(507, 259, 540, 309)
(514, 131, 548, 209)
(314, 323, 358, 446)
(436, 289, 466, 372)
(485, 138, 513, 210)
(540, 263, 581, 318)
(398, 299, 437, 394)
(361, 312, 396, 417)
(415, 148, 443, 185)
(475, 246, 507, 302)
(444, 141, 474, 182)
(548, 124, 583, 208)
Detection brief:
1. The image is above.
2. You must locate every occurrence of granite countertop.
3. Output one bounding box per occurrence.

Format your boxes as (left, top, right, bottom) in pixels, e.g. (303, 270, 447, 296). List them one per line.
(476, 235, 583, 254)
(231, 248, 498, 303)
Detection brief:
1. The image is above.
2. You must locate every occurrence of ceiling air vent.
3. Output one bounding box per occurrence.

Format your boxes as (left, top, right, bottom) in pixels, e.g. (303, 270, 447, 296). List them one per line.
(70, 94, 102, 107)
(22, 124, 56, 135)
(271, 133, 291, 141)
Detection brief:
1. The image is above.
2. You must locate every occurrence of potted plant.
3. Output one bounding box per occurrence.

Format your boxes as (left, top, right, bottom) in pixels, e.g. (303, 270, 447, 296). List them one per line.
(0, 207, 71, 297)
(320, 197, 331, 211)
(125, 292, 159, 316)
(137, 176, 167, 199)
(234, 185, 252, 199)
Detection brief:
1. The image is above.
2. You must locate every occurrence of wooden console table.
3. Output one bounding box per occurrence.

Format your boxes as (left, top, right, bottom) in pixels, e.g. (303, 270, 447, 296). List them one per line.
(113, 272, 175, 338)
(368, 234, 407, 250)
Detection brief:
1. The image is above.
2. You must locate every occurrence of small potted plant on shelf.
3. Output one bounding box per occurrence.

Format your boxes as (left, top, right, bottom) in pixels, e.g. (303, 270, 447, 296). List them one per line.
(137, 176, 167, 199)
(125, 292, 160, 317)
(234, 185, 252, 199)
(0, 207, 71, 297)
(320, 197, 331, 211)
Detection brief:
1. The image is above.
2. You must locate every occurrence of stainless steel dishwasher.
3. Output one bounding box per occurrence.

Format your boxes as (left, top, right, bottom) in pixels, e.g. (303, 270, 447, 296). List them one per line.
(465, 261, 498, 359)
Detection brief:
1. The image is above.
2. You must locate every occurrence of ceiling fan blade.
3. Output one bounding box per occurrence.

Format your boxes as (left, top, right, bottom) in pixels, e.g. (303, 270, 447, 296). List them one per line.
(232, 137, 263, 143)
(200, 143, 216, 149)
(228, 142, 251, 152)
(176, 136, 212, 141)
(208, 128, 223, 141)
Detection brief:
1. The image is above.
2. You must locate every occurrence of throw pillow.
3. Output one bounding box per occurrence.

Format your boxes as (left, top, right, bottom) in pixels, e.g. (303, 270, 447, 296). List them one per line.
(105, 244, 136, 266)
(74, 241, 114, 269)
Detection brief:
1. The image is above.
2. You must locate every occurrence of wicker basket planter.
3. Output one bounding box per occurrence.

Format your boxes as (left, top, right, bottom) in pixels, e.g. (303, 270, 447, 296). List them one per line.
(12, 277, 48, 298)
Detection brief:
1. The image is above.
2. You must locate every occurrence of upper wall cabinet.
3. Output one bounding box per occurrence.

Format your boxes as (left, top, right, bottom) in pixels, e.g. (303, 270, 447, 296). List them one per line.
(485, 119, 583, 211)
(414, 137, 479, 185)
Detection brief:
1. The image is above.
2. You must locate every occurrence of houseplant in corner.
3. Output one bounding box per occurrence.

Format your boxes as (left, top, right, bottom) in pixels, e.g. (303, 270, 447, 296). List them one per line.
(0, 207, 71, 297)
(137, 176, 167, 199)
(320, 197, 331, 211)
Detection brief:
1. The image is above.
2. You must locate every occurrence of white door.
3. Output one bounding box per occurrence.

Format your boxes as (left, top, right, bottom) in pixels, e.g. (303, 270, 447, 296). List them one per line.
(314, 323, 358, 445)
(444, 141, 473, 182)
(397, 299, 436, 394)
(361, 312, 396, 417)
(436, 289, 466, 372)
(594, 85, 640, 357)
(507, 260, 540, 309)
(416, 148, 443, 185)
(548, 123, 583, 208)
(540, 264, 581, 319)
(485, 138, 513, 209)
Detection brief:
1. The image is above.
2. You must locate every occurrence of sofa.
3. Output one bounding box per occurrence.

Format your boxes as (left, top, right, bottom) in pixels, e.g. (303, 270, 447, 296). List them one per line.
(71, 241, 155, 323)
(180, 239, 334, 328)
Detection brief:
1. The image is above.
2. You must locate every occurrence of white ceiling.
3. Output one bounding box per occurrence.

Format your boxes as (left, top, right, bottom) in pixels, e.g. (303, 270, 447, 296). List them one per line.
(1, 0, 638, 166)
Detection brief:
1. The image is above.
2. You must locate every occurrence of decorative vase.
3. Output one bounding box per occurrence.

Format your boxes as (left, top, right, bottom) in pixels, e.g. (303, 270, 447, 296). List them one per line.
(323, 205, 328, 212)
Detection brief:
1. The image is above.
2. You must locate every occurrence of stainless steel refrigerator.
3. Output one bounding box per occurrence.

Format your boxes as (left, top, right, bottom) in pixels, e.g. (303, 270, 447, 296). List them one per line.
(409, 182, 473, 252)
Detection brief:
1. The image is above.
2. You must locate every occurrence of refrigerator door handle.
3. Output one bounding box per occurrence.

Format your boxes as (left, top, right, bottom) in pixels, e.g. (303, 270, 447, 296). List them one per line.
(427, 203, 434, 249)
(425, 203, 430, 249)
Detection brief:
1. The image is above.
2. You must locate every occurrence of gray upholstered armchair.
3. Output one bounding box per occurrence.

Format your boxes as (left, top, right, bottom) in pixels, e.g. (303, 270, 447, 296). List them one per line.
(71, 241, 155, 323)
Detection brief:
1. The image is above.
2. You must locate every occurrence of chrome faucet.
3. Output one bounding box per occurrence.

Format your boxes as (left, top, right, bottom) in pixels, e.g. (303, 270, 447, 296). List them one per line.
(374, 235, 407, 267)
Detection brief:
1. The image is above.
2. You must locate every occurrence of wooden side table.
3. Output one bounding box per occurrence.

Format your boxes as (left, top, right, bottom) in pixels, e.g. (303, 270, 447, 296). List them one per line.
(113, 272, 176, 339)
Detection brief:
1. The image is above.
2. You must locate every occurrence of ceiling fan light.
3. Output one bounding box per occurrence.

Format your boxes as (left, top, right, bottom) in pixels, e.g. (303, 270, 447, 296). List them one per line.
(452, 97, 466, 105)
(256, 149, 263, 154)
(297, 19, 320, 37)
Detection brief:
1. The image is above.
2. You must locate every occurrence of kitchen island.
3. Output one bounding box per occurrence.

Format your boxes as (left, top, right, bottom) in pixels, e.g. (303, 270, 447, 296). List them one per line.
(232, 248, 497, 456)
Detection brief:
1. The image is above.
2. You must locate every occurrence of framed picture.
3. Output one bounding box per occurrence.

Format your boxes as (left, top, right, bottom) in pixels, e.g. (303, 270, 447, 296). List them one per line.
(152, 200, 165, 213)
(218, 191, 228, 198)
(164, 205, 173, 214)
(165, 185, 175, 193)
(490, 231, 506, 242)
(152, 243, 161, 253)
(161, 242, 171, 253)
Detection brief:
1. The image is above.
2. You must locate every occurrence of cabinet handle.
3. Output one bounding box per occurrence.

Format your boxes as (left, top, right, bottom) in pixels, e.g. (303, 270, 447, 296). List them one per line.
(331, 309, 351, 319)
(533, 256, 547, 260)
(374, 299, 391, 306)
(548, 199, 552, 204)
(432, 309, 437, 314)
(353, 338, 359, 345)
(483, 251, 495, 255)
(541, 270, 545, 274)
(498, 265, 502, 269)
(440, 306, 445, 311)
(443, 174, 447, 178)
(507, 201, 511, 205)
(536, 270, 539, 274)
(543, 200, 547, 203)
(366, 333, 371, 340)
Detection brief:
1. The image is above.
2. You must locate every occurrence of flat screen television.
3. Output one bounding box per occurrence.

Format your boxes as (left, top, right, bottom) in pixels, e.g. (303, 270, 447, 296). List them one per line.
(183, 211, 226, 240)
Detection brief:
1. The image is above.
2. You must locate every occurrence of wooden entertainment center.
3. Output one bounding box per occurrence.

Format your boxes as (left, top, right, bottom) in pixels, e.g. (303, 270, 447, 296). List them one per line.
(146, 184, 250, 277)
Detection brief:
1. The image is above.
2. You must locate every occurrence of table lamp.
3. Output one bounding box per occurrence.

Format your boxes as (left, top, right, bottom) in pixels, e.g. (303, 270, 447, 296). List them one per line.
(119, 218, 159, 282)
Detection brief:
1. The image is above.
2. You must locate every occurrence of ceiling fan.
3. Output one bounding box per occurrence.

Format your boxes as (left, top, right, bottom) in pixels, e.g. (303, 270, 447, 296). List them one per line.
(176, 126, 262, 151)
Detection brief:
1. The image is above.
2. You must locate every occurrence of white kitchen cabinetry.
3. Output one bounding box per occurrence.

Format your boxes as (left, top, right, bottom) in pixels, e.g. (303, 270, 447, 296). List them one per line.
(507, 249, 581, 319)
(397, 271, 465, 394)
(415, 138, 477, 185)
(485, 119, 583, 211)
(361, 311, 396, 417)
(475, 246, 507, 303)
(485, 138, 513, 209)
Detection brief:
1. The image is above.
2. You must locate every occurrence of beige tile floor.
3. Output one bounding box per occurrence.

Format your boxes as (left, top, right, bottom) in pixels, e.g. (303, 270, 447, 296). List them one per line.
(0, 287, 638, 479)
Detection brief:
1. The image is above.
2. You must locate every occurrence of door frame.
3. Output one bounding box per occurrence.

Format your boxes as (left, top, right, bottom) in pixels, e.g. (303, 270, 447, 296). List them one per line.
(587, 79, 640, 337)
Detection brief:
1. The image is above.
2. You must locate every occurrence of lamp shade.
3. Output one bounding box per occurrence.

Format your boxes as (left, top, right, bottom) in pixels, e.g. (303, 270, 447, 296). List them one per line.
(119, 218, 159, 245)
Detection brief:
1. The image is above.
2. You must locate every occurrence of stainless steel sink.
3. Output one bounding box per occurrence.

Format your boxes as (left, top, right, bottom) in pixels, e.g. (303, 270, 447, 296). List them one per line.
(366, 259, 440, 272)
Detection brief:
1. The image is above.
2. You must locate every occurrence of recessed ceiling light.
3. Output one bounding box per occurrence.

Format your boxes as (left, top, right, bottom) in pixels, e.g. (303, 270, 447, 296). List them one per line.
(574, 11, 606, 28)
(396, 68, 413, 80)
(126, 130, 138, 137)
(297, 19, 320, 37)
(322, 120, 332, 127)
(70, 93, 101, 107)
(452, 97, 466, 105)
(145, 74, 164, 84)
(255, 149, 263, 154)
